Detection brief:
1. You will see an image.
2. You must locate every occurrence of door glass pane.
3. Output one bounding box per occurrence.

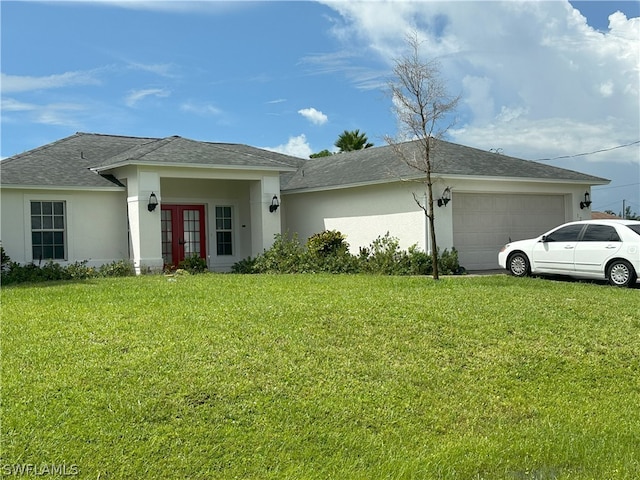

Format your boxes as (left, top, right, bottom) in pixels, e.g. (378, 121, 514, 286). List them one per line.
(582, 225, 620, 242)
(545, 225, 583, 242)
(183, 209, 201, 257)
(161, 209, 173, 265)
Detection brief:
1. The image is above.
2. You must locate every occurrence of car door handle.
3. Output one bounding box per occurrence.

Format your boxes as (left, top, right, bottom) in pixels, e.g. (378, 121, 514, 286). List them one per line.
(564, 246, 574, 249)
(605, 245, 617, 249)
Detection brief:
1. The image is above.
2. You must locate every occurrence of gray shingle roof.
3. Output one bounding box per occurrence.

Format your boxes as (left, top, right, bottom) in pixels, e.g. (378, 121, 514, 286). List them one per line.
(282, 139, 609, 191)
(90, 135, 303, 171)
(2, 133, 608, 192)
(1, 132, 304, 188)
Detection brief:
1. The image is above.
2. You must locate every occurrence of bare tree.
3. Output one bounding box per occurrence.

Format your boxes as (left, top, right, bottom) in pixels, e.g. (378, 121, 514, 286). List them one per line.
(384, 31, 459, 280)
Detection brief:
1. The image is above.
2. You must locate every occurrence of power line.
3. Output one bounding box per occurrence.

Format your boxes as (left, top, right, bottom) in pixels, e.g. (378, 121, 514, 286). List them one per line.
(593, 182, 640, 190)
(535, 140, 640, 162)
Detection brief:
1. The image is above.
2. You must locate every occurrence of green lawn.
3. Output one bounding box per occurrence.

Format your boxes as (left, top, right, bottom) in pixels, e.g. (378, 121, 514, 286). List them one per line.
(2, 274, 639, 479)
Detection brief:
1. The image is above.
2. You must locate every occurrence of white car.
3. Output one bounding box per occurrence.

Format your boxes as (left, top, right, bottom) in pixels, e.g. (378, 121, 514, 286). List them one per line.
(498, 219, 640, 287)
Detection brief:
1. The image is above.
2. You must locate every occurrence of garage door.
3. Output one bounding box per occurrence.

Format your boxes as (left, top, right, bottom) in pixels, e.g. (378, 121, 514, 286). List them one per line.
(453, 193, 565, 270)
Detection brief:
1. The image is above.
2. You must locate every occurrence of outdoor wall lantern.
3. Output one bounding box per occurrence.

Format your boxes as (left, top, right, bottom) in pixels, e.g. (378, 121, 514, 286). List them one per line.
(437, 187, 451, 207)
(579, 191, 592, 210)
(148, 192, 159, 212)
(269, 195, 280, 213)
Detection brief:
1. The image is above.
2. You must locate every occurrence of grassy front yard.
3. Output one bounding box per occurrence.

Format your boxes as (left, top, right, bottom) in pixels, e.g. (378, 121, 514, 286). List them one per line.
(2, 274, 639, 479)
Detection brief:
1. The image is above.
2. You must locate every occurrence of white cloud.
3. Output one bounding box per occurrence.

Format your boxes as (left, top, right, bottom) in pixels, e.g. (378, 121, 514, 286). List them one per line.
(298, 107, 328, 125)
(1, 98, 37, 112)
(320, 1, 639, 164)
(124, 88, 170, 107)
(35, 104, 86, 127)
(180, 102, 223, 116)
(2, 100, 86, 128)
(126, 61, 176, 78)
(0, 70, 101, 93)
(265, 134, 313, 159)
(599, 81, 614, 97)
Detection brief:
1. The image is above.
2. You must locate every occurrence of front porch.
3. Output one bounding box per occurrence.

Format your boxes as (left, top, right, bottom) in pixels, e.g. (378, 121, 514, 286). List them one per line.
(120, 168, 283, 274)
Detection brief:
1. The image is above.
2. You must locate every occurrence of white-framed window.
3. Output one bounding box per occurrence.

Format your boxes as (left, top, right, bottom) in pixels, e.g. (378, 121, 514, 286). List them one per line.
(31, 200, 66, 260)
(215, 206, 233, 256)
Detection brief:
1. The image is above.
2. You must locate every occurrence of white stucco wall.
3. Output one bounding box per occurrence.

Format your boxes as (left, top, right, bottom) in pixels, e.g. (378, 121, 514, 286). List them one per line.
(283, 180, 452, 254)
(0, 188, 129, 266)
(283, 177, 599, 261)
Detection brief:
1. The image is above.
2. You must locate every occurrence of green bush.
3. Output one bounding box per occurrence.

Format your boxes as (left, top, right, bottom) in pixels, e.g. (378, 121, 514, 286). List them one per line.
(252, 232, 307, 273)
(177, 254, 208, 274)
(406, 244, 431, 275)
(1, 246, 10, 272)
(306, 230, 348, 256)
(233, 230, 461, 276)
(305, 230, 359, 273)
(99, 260, 136, 277)
(360, 232, 404, 275)
(66, 260, 98, 280)
(439, 248, 462, 275)
(1, 257, 136, 286)
(1, 262, 41, 285)
(231, 256, 257, 274)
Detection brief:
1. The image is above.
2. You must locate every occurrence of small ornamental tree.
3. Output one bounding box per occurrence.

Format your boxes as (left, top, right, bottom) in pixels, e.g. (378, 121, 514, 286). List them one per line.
(384, 31, 459, 280)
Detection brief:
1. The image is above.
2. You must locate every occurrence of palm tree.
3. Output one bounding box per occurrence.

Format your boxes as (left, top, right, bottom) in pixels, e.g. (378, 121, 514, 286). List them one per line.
(334, 129, 374, 152)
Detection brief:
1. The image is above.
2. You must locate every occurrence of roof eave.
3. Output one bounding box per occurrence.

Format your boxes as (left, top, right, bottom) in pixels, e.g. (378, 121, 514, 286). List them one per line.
(91, 161, 298, 173)
(0, 184, 126, 191)
(282, 172, 610, 194)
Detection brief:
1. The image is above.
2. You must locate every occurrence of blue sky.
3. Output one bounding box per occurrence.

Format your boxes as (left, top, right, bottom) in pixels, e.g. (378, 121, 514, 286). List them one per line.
(2, 0, 639, 214)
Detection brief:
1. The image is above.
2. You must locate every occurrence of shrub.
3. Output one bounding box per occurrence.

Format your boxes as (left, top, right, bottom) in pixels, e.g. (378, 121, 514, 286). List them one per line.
(252, 232, 307, 273)
(65, 260, 98, 280)
(361, 232, 404, 275)
(1, 262, 40, 285)
(232, 230, 462, 277)
(439, 248, 462, 275)
(231, 256, 257, 274)
(305, 230, 359, 273)
(99, 260, 136, 277)
(1, 258, 136, 285)
(1, 246, 10, 272)
(406, 245, 431, 275)
(177, 254, 208, 274)
(306, 230, 348, 257)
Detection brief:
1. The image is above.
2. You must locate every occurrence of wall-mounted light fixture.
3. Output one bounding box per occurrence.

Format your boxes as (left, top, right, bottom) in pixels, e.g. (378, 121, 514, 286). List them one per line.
(269, 195, 280, 213)
(579, 191, 591, 210)
(437, 187, 451, 207)
(147, 192, 159, 212)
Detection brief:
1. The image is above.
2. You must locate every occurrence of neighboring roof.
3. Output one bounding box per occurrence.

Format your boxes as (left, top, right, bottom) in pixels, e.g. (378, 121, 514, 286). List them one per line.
(281, 139, 610, 192)
(1, 132, 304, 188)
(591, 211, 621, 219)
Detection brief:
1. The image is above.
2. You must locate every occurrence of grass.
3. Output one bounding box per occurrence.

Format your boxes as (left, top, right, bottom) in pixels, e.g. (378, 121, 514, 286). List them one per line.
(2, 274, 639, 479)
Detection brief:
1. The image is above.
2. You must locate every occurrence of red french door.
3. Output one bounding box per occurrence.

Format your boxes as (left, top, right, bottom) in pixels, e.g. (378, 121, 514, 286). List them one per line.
(161, 205, 206, 267)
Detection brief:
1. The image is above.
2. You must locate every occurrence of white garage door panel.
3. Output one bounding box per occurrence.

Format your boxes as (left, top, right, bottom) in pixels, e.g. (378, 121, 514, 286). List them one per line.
(453, 193, 565, 270)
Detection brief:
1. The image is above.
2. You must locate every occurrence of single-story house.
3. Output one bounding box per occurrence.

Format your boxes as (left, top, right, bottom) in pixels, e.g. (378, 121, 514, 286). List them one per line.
(0, 132, 609, 273)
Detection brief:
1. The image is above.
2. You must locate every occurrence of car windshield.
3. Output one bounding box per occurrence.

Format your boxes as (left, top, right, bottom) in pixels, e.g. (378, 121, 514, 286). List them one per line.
(626, 224, 640, 236)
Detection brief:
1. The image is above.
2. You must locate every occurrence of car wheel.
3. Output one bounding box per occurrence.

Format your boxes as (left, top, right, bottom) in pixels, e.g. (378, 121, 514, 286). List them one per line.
(607, 260, 636, 287)
(508, 253, 530, 277)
